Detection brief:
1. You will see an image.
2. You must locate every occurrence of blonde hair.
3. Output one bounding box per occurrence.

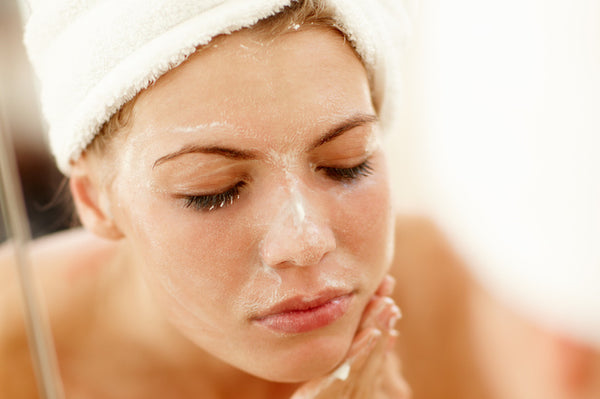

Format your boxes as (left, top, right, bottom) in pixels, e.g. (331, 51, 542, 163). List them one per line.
(88, 0, 360, 156)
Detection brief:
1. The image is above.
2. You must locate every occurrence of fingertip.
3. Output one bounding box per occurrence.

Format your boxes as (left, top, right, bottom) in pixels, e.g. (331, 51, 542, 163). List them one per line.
(394, 304, 402, 320)
(348, 328, 382, 370)
(388, 305, 402, 330)
(360, 297, 387, 329)
(351, 327, 382, 356)
(376, 274, 396, 296)
(367, 328, 383, 349)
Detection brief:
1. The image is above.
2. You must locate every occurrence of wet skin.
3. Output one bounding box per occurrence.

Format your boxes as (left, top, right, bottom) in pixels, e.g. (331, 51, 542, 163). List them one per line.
(81, 27, 395, 383)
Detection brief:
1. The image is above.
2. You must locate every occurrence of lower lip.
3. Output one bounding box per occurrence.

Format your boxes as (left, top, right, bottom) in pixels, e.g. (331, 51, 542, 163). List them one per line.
(254, 294, 353, 334)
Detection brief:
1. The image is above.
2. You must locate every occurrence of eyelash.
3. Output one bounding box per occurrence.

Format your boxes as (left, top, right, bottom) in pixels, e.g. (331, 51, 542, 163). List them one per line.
(183, 182, 246, 211)
(183, 160, 373, 212)
(319, 160, 374, 181)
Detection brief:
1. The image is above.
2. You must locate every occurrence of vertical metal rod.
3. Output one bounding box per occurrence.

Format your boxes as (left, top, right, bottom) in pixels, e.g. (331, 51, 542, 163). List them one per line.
(0, 99, 65, 398)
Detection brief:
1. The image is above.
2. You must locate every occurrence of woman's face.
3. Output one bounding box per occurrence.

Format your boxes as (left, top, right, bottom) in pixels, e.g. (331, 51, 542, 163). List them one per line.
(104, 27, 394, 382)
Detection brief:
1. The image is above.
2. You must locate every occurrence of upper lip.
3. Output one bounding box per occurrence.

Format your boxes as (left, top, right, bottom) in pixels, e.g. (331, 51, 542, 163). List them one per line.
(253, 289, 353, 320)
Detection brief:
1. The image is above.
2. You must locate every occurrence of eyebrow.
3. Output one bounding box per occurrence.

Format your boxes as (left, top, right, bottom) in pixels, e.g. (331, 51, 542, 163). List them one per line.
(152, 113, 379, 169)
(153, 146, 255, 168)
(309, 113, 379, 150)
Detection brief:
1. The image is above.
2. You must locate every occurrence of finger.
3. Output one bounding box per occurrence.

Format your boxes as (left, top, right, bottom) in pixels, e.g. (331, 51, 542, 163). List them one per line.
(289, 329, 381, 399)
(290, 299, 402, 399)
(381, 303, 401, 332)
(386, 329, 399, 352)
(352, 325, 391, 397)
(345, 327, 381, 367)
(375, 274, 396, 297)
(360, 296, 389, 329)
(353, 304, 402, 397)
(360, 296, 401, 331)
(377, 303, 401, 354)
(339, 328, 384, 398)
(379, 353, 412, 399)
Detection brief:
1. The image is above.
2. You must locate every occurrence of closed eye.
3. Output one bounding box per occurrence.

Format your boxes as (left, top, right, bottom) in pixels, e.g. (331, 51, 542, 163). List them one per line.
(182, 181, 246, 211)
(319, 160, 374, 182)
(180, 160, 373, 212)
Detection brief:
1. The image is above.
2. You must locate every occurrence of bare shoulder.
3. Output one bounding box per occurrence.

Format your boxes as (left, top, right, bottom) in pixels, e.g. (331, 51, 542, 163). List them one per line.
(390, 215, 483, 399)
(0, 228, 119, 318)
(0, 229, 119, 398)
(393, 214, 455, 258)
(391, 214, 469, 279)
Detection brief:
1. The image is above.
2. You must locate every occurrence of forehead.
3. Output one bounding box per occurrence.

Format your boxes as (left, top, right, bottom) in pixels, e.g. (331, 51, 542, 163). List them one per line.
(125, 27, 373, 153)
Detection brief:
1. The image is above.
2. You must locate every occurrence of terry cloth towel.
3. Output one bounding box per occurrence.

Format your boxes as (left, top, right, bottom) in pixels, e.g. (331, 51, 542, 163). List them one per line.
(23, 0, 410, 174)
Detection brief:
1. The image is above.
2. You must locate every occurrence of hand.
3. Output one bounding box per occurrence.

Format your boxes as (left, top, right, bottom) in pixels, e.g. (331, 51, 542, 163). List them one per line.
(290, 275, 410, 399)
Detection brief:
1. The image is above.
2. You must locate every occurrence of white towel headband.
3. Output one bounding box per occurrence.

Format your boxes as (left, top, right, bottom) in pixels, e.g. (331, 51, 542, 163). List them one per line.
(23, 0, 409, 174)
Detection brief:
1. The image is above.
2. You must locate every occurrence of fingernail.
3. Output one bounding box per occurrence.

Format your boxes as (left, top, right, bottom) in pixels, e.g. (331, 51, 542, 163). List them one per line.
(393, 305, 402, 319)
(377, 304, 392, 327)
(387, 313, 400, 330)
(382, 297, 395, 306)
(371, 298, 389, 318)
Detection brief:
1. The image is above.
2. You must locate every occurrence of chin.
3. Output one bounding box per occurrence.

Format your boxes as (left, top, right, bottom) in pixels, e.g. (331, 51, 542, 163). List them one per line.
(245, 332, 353, 383)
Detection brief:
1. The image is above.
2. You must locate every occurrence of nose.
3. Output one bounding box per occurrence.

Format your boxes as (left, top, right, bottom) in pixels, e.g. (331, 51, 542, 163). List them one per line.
(259, 182, 336, 268)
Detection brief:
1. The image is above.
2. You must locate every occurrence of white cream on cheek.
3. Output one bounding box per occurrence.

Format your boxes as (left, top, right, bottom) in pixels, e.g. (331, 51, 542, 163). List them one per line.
(235, 140, 391, 314)
(331, 361, 351, 381)
(116, 119, 387, 282)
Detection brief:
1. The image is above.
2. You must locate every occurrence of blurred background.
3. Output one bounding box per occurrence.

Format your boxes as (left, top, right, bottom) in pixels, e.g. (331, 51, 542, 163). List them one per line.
(0, 0, 74, 243)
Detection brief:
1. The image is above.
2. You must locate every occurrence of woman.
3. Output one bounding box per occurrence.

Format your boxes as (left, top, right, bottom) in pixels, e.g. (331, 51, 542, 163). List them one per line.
(1, 0, 410, 397)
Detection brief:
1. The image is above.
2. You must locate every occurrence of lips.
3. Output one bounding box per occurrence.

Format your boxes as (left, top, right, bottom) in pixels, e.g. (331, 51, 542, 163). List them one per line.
(252, 290, 354, 334)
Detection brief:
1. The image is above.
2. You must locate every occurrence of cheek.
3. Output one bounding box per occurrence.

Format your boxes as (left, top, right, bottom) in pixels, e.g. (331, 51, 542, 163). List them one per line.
(110, 162, 395, 380)
(331, 165, 394, 285)
(119, 190, 260, 330)
(118, 160, 394, 308)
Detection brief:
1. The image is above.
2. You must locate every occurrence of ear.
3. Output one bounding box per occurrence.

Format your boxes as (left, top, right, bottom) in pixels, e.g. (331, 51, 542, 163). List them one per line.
(69, 158, 124, 240)
(554, 335, 600, 398)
